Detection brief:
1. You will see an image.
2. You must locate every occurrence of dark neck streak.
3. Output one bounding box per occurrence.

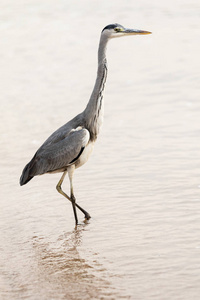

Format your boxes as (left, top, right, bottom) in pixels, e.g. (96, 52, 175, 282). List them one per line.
(84, 35, 109, 141)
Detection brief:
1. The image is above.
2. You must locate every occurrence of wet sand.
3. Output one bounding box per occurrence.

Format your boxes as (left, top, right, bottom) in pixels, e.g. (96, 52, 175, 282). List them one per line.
(1, 0, 200, 299)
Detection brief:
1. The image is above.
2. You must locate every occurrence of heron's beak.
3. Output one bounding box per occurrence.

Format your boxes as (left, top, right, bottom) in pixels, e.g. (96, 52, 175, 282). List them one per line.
(124, 29, 152, 35)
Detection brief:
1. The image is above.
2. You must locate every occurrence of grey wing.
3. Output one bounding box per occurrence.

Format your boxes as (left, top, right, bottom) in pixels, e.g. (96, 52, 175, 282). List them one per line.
(20, 128, 90, 184)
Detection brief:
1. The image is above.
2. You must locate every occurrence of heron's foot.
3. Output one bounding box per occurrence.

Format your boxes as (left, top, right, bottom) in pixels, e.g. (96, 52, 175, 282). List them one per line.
(84, 212, 91, 220)
(75, 202, 91, 220)
(83, 216, 91, 225)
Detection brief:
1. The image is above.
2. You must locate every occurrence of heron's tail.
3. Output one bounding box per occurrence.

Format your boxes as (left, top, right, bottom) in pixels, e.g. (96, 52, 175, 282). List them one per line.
(20, 153, 39, 186)
(20, 162, 34, 186)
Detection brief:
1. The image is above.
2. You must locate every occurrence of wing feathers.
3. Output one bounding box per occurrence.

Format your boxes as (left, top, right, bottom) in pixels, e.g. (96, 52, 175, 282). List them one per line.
(20, 128, 90, 185)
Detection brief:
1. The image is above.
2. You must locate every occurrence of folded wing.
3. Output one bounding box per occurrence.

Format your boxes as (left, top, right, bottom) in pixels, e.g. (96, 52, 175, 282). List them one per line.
(20, 128, 90, 185)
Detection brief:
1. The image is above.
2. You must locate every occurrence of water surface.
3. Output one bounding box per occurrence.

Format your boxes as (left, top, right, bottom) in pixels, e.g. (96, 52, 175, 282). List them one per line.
(1, 0, 200, 299)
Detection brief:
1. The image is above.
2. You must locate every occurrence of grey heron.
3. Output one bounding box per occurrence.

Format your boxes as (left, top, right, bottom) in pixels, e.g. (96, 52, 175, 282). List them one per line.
(20, 23, 151, 225)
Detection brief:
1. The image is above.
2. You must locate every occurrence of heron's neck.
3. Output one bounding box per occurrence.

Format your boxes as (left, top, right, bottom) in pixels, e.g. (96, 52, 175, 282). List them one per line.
(84, 35, 109, 140)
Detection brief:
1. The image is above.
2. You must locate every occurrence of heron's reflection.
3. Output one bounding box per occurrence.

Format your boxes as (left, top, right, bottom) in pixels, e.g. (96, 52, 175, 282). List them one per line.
(31, 224, 115, 299)
(32, 223, 88, 273)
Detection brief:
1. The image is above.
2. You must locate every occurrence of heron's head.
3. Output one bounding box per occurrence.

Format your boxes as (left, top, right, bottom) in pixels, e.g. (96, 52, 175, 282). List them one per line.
(102, 23, 151, 39)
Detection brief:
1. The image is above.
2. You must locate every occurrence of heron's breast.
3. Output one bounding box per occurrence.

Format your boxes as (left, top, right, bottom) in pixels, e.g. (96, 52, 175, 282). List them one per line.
(75, 141, 95, 169)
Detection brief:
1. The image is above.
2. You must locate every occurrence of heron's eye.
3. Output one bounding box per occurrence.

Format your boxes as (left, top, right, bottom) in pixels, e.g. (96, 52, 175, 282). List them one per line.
(114, 27, 122, 32)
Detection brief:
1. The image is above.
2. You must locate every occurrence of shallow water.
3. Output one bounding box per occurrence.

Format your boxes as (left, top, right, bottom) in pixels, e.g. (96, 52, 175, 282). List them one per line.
(1, 0, 200, 299)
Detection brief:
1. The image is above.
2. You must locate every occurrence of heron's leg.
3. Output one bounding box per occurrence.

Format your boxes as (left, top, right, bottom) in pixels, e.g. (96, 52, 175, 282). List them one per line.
(56, 169, 77, 225)
(56, 170, 91, 222)
(68, 166, 91, 221)
(74, 203, 91, 220)
(67, 166, 79, 225)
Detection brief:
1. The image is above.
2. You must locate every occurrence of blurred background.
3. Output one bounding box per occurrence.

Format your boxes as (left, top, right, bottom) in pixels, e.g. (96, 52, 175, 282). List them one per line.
(0, 0, 200, 299)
